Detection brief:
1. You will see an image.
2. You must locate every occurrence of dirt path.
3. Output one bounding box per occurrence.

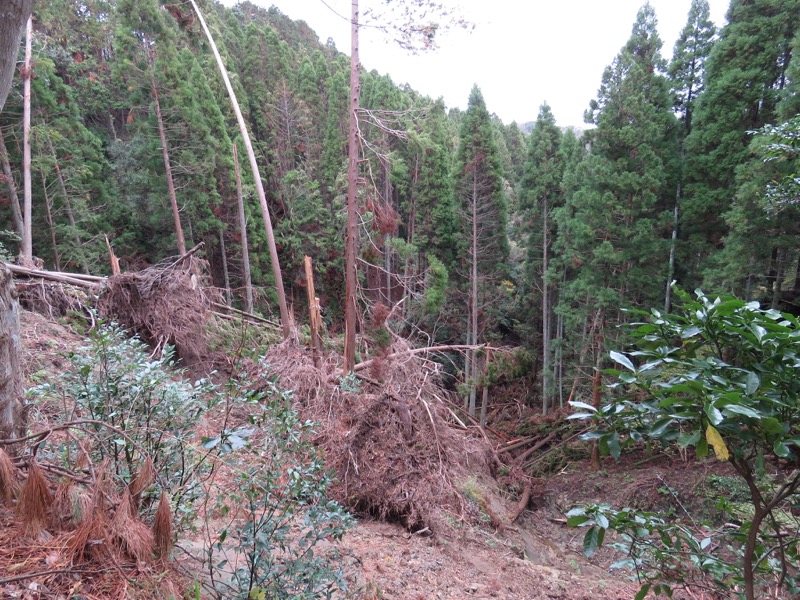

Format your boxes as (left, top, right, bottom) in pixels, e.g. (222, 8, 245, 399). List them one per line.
(339, 520, 638, 599)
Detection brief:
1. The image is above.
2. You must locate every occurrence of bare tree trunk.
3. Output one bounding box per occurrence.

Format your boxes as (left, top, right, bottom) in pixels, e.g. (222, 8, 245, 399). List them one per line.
(665, 192, 679, 313)
(189, 0, 290, 338)
(0, 263, 24, 445)
(771, 247, 787, 310)
(150, 70, 186, 256)
(344, 0, 361, 372)
(542, 195, 551, 415)
(40, 170, 60, 270)
(233, 144, 254, 314)
(305, 255, 322, 368)
(556, 309, 564, 409)
(0, 0, 34, 112)
(479, 347, 491, 427)
(468, 169, 479, 417)
(21, 16, 32, 262)
(219, 229, 231, 306)
(0, 130, 23, 239)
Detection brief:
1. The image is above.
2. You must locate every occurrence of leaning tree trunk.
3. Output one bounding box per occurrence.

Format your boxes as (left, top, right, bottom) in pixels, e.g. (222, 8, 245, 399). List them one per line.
(0, 263, 24, 445)
(189, 0, 290, 339)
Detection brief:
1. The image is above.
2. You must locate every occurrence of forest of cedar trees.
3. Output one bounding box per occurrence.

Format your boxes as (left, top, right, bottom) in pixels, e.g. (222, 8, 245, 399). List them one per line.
(0, 0, 800, 596)
(1, 0, 798, 413)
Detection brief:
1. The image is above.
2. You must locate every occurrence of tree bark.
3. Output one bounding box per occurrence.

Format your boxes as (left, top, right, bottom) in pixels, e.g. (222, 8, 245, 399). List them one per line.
(219, 229, 231, 306)
(232, 143, 254, 314)
(189, 0, 290, 338)
(150, 69, 186, 256)
(0, 0, 34, 112)
(0, 131, 23, 239)
(0, 263, 24, 445)
(468, 168, 479, 417)
(21, 16, 32, 263)
(542, 195, 551, 415)
(40, 170, 60, 270)
(344, 0, 361, 373)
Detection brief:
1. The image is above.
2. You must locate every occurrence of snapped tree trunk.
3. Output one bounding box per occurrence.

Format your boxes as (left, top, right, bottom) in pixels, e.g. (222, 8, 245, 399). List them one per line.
(189, 0, 290, 339)
(344, 0, 361, 373)
(0, 263, 24, 445)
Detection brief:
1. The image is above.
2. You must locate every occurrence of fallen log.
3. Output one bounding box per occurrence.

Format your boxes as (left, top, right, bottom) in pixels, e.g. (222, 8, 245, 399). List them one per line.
(3, 263, 100, 289)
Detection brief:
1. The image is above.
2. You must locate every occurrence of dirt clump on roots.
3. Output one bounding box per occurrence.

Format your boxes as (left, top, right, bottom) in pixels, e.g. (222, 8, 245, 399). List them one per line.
(97, 254, 219, 368)
(263, 337, 505, 533)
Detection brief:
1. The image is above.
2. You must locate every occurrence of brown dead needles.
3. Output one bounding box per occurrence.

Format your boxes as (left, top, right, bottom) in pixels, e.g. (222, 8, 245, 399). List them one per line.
(263, 338, 496, 532)
(97, 250, 218, 366)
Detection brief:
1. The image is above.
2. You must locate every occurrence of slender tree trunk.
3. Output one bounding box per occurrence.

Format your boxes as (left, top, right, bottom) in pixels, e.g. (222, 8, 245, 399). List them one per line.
(0, 130, 23, 239)
(150, 69, 186, 256)
(468, 170, 479, 417)
(665, 201, 679, 313)
(542, 196, 551, 415)
(219, 229, 232, 306)
(344, 0, 361, 372)
(21, 16, 32, 262)
(45, 131, 87, 273)
(771, 247, 787, 310)
(479, 347, 491, 427)
(189, 0, 290, 338)
(556, 309, 564, 409)
(665, 137, 684, 313)
(233, 144, 254, 314)
(40, 171, 60, 270)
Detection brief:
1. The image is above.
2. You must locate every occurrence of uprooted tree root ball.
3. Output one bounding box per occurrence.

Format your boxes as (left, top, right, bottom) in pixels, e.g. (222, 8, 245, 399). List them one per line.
(97, 254, 219, 367)
(263, 338, 504, 532)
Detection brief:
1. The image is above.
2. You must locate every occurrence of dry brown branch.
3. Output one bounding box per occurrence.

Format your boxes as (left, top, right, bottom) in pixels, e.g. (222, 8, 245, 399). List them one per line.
(153, 493, 172, 559)
(510, 480, 533, 523)
(17, 460, 53, 538)
(3, 262, 100, 288)
(341, 344, 484, 379)
(514, 432, 559, 464)
(210, 301, 280, 328)
(97, 253, 217, 366)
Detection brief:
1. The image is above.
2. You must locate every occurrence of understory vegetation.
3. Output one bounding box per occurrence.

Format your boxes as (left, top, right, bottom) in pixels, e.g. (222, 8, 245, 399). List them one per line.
(22, 320, 352, 598)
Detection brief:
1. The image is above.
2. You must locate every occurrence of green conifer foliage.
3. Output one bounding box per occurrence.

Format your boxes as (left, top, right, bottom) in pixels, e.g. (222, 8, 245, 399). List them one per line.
(684, 0, 800, 279)
(555, 4, 677, 365)
(518, 104, 564, 411)
(453, 85, 509, 414)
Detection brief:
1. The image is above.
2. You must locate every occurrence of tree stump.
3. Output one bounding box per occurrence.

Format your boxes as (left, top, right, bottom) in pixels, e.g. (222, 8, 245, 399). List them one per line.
(0, 262, 24, 446)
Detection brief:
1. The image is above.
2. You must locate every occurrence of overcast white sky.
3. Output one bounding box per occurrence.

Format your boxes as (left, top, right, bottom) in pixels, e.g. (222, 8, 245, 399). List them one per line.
(225, 0, 730, 126)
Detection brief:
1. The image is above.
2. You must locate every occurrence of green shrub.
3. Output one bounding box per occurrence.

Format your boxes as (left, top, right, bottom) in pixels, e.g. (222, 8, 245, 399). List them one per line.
(203, 374, 353, 599)
(569, 290, 800, 599)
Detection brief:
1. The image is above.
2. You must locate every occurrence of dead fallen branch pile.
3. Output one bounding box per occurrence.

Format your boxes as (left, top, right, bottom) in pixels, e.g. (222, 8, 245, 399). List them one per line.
(262, 338, 504, 532)
(96, 246, 219, 366)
